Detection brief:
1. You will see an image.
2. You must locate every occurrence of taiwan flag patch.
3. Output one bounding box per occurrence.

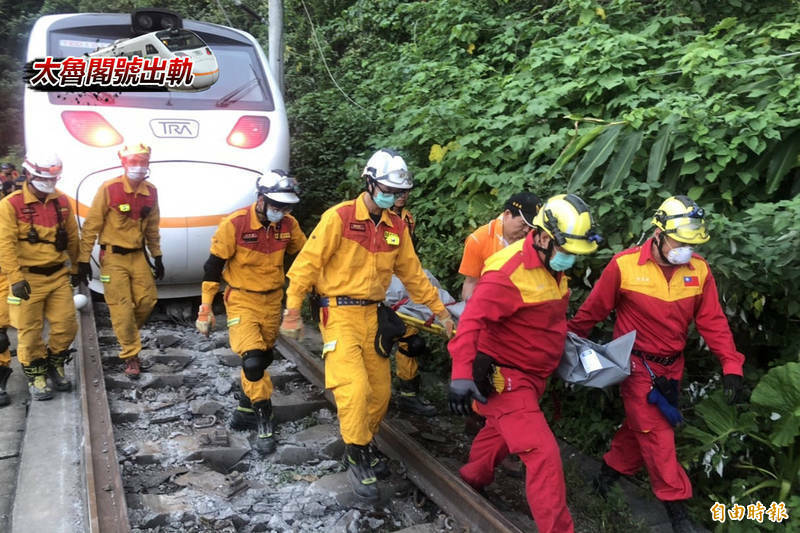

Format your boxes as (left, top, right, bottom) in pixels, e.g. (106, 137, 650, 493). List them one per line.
(683, 276, 699, 287)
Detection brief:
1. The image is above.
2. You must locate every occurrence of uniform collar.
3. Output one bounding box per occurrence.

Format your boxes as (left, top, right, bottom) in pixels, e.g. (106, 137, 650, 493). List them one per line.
(250, 203, 268, 230)
(492, 214, 507, 246)
(639, 237, 695, 270)
(22, 183, 59, 204)
(356, 192, 395, 227)
(121, 175, 151, 195)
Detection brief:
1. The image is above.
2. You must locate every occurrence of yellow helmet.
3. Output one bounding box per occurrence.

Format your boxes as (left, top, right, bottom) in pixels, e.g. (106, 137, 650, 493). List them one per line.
(118, 142, 151, 161)
(532, 194, 602, 255)
(652, 195, 709, 244)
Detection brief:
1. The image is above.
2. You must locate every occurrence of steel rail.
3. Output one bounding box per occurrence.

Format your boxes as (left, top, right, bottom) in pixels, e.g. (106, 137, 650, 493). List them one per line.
(275, 335, 524, 533)
(76, 288, 131, 533)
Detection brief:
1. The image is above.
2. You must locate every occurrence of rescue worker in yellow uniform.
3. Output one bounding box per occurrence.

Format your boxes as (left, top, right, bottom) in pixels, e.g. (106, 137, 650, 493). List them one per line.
(76, 142, 164, 379)
(195, 170, 306, 454)
(389, 192, 437, 416)
(0, 167, 17, 406)
(0, 150, 79, 400)
(280, 148, 455, 501)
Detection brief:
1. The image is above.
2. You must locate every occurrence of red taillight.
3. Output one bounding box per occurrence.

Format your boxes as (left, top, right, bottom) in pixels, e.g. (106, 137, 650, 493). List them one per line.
(227, 116, 269, 149)
(61, 111, 123, 147)
(205, 47, 212, 55)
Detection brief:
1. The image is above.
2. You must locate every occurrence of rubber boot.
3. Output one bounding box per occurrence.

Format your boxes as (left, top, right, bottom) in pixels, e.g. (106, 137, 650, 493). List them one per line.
(397, 375, 437, 416)
(47, 348, 73, 392)
(345, 444, 379, 501)
(367, 442, 390, 479)
(664, 500, 695, 533)
(594, 461, 622, 499)
(252, 400, 276, 454)
(124, 356, 141, 379)
(230, 393, 257, 431)
(0, 366, 12, 407)
(22, 359, 53, 401)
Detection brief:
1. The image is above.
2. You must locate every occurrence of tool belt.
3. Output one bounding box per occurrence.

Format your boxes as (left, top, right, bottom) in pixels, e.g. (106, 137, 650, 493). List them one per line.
(100, 244, 142, 255)
(632, 349, 681, 366)
(25, 263, 65, 276)
(319, 296, 382, 307)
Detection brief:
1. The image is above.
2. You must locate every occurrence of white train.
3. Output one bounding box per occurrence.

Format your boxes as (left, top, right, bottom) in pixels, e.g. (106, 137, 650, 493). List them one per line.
(88, 28, 220, 91)
(25, 10, 290, 298)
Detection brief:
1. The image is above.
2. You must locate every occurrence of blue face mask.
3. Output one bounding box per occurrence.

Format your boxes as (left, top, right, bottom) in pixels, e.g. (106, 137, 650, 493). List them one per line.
(266, 207, 285, 223)
(373, 191, 395, 209)
(549, 250, 576, 271)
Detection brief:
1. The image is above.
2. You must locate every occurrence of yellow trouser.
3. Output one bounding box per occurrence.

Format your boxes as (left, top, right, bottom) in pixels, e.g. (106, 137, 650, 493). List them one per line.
(320, 304, 390, 446)
(0, 272, 9, 366)
(7, 270, 77, 366)
(225, 287, 282, 403)
(101, 251, 157, 359)
(395, 325, 419, 381)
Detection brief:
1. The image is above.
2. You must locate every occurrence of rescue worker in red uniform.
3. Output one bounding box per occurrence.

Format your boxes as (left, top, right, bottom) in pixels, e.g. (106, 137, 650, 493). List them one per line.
(389, 191, 437, 416)
(568, 195, 745, 533)
(77, 142, 164, 379)
(448, 194, 601, 533)
(195, 170, 306, 453)
(0, 150, 79, 400)
(280, 149, 455, 501)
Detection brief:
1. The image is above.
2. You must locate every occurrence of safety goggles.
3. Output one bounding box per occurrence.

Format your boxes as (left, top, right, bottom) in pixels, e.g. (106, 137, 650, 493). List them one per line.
(374, 180, 408, 195)
(25, 160, 62, 177)
(663, 209, 708, 242)
(375, 169, 413, 189)
(258, 176, 300, 195)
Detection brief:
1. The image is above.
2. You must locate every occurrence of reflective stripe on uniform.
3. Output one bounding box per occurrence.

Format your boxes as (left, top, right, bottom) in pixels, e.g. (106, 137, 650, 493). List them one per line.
(7, 296, 21, 305)
(100, 275, 111, 283)
(227, 317, 240, 327)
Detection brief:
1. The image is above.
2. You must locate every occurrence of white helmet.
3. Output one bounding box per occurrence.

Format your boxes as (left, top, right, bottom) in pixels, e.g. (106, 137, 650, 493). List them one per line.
(22, 149, 63, 179)
(256, 170, 300, 205)
(362, 149, 413, 190)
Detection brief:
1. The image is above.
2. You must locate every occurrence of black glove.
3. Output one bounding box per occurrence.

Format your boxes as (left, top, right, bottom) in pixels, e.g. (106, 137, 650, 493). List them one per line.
(0, 328, 8, 353)
(153, 256, 165, 280)
(74, 262, 92, 287)
(11, 280, 31, 300)
(722, 374, 744, 405)
(448, 379, 488, 416)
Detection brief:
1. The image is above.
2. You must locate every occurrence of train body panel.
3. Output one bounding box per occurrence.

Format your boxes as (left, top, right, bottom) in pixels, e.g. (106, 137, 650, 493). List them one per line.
(25, 13, 289, 298)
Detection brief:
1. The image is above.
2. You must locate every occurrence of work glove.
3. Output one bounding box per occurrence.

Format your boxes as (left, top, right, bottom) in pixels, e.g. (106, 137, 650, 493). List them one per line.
(437, 310, 456, 339)
(195, 303, 216, 337)
(722, 374, 744, 405)
(11, 280, 31, 301)
(153, 256, 165, 280)
(73, 262, 92, 287)
(279, 308, 304, 340)
(0, 328, 8, 353)
(448, 379, 488, 415)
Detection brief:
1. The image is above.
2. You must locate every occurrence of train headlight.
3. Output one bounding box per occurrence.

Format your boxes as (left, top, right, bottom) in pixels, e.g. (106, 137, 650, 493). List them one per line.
(227, 116, 270, 149)
(61, 111, 123, 147)
(131, 8, 182, 36)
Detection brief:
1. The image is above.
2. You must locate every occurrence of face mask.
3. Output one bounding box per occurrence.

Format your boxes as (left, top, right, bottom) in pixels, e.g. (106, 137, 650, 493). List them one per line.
(31, 179, 56, 194)
(666, 245, 693, 265)
(549, 250, 576, 271)
(373, 191, 395, 209)
(126, 166, 149, 181)
(266, 207, 285, 223)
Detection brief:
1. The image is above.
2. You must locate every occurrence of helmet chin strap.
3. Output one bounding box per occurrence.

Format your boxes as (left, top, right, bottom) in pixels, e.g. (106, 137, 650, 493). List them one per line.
(533, 235, 555, 272)
(655, 233, 672, 265)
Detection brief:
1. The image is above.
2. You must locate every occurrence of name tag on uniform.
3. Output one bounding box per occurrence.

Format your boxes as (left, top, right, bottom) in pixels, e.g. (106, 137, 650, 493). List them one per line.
(349, 222, 366, 232)
(384, 231, 399, 246)
(241, 232, 259, 242)
(276, 232, 291, 240)
(119, 203, 131, 212)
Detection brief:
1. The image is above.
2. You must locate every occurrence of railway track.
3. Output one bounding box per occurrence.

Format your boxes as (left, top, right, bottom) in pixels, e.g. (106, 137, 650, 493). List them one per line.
(54, 295, 526, 533)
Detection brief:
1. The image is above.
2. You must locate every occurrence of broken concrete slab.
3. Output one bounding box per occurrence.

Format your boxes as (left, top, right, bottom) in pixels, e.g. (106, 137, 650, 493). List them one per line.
(289, 423, 344, 459)
(271, 390, 328, 423)
(305, 471, 393, 508)
(183, 447, 250, 474)
(190, 399, 225, 416)
(109, 399, 143, 423)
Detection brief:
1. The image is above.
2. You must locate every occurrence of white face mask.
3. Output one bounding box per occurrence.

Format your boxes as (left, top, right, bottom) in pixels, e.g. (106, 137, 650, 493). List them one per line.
(266, 207, 285, 223)
(31, 178, 56, 194)
(666, 245, 693, 265)
(126, 166, 149, 181)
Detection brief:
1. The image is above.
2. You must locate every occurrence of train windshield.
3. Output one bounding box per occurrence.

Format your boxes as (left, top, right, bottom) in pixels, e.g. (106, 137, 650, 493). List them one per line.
(156, 29, 206, 51)
(47, 29, 273, 111)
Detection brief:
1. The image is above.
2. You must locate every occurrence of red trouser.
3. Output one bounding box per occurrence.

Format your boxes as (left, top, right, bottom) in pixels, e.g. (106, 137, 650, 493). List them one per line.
(603, 359, 692, 501)
(459, 387, 574, 533)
